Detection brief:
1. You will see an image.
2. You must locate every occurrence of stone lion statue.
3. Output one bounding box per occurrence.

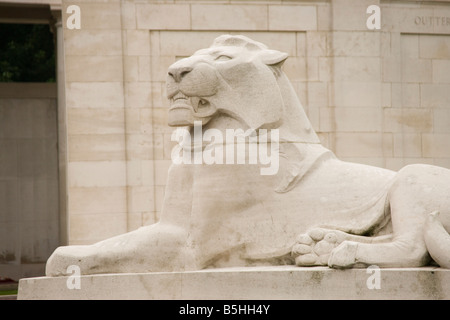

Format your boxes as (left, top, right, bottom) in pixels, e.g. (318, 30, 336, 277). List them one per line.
(46, 35, 450, 276)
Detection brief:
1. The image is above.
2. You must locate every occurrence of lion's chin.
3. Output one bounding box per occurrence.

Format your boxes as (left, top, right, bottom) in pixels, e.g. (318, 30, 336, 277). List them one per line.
(168, 107, 213, 127)
(168, 107, 193, 126)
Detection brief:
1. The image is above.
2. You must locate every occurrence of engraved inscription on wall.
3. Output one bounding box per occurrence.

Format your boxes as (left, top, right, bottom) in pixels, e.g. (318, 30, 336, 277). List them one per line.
(415, 16, 450, 27)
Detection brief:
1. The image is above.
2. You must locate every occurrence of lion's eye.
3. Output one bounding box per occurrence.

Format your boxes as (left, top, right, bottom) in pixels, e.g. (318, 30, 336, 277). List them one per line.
(215, 55, 232, 61)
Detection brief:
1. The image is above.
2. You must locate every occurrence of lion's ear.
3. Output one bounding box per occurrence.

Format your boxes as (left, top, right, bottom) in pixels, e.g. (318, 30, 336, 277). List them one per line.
(259, 50, 288, 67)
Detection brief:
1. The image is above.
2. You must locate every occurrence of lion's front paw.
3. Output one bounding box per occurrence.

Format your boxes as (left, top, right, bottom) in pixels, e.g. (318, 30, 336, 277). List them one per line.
(292, 228, 345, 266)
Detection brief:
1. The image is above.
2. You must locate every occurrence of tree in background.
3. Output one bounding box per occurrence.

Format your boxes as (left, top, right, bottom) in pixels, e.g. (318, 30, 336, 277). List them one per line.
(0, 23, 55, 82)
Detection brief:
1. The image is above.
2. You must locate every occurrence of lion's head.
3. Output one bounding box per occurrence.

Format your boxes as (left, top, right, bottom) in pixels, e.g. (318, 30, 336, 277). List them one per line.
(166, 34, 320, 144)
(166, 35, 290, 129)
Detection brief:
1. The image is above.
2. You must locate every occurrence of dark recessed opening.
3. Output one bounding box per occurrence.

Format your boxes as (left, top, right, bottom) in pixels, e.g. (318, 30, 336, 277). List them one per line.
(0, 23, 55, 82)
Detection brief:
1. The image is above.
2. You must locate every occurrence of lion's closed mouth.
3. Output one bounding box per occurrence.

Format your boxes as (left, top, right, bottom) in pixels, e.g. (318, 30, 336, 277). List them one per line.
(170, 92, 210, 114)
(173, 92, 189, 102)
(170, 92, 192, 111)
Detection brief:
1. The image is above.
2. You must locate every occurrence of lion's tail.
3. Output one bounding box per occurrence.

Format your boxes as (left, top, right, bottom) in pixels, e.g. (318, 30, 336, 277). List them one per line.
(423, 211, 450, 268)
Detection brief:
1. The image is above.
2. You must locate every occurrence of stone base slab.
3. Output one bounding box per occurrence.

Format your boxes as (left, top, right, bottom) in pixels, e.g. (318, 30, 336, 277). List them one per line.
(17, 266, 450, 300)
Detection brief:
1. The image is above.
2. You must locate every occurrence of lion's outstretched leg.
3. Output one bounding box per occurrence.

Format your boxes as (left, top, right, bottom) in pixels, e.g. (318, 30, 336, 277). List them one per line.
(328, 238, 429, 268)
(46, 222, 196, 276)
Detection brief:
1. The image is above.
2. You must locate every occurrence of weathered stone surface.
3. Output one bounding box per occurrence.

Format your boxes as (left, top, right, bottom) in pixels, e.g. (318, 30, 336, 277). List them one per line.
(18, 266, 450, 300)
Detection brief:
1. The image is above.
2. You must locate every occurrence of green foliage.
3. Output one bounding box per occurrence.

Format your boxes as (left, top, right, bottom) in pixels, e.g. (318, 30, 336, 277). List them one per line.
(0, 289, 18, 296)
(0, 23, 56, 82)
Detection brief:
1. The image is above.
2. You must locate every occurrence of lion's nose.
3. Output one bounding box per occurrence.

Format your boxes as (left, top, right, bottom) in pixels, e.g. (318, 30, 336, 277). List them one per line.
(168, 66, 193, 82)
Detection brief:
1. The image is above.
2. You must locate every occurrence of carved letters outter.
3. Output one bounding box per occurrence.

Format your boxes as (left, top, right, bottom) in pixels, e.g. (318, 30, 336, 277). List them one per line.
(415, 16, 450, 27)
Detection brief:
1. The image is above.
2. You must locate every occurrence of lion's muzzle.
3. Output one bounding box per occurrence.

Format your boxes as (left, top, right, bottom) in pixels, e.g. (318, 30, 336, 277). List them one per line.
(166, 59, 221, 126)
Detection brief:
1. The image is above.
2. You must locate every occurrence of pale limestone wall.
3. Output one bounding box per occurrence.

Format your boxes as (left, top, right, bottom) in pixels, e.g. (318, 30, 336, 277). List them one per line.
(62, 1, 128, 245)
(0, 83, 60, 279)
(61, 0, 450, 245)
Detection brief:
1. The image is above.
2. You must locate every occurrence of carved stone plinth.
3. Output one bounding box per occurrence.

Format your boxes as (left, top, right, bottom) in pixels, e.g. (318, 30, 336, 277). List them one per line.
(18, 266, 450, 300)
